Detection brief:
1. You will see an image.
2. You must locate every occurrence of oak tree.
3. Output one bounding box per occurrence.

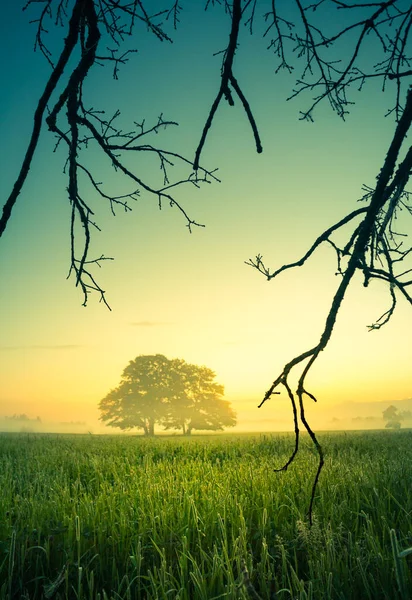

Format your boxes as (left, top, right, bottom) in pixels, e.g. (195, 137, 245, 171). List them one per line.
(99, 354, 175, 436)
(98, 354, 236, 435)
(162, 361, 236, 435)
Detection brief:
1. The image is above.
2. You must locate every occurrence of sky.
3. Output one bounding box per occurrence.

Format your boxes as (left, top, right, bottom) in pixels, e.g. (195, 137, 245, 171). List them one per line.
(1, 1, 411, 433)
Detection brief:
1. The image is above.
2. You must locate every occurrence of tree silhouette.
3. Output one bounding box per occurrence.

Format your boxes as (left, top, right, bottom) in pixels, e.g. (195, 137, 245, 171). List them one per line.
(99, 354, 175, 435)
(162, 361, 236, 435)
(382, 404, 412, 429)
(2, 0, 412, 522)
(98, 354, 236, 435)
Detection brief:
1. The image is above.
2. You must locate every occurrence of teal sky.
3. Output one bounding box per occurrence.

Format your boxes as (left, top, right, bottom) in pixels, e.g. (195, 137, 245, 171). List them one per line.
(1, 1, 411, 432)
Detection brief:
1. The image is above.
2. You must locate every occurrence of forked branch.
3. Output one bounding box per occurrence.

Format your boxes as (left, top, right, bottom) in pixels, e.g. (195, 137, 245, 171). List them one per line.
(2, 0, 219, 308)
(248, 87, 412, 523)
(194, 0, 262, 170)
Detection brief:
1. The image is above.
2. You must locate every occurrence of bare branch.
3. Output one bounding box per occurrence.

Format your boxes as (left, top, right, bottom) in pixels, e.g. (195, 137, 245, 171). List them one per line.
(194, 0, 262, 170)
(0, 0, 87, 238)
(3, 0, 218, 308)
(246, 207, 368, 278)
(250, 87, 412, 523)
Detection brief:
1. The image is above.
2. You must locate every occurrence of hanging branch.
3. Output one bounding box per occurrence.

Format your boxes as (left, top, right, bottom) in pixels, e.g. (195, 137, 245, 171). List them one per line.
(2, 0, 219, 308)
(0, 0, 85, 239)
(267, 0, 412, 121)
(193, 0, 262, 170)
(211, 0, 412, 524)
(247, 87, 412, 523)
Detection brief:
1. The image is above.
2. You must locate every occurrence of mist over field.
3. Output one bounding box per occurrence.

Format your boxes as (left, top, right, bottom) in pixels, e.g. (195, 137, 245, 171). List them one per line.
(0, 415, 89, 434)
(2, 397, 411, 434)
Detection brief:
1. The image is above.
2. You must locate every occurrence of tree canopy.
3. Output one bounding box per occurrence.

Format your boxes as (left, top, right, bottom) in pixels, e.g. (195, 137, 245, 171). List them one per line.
(98, 354, 236, 435)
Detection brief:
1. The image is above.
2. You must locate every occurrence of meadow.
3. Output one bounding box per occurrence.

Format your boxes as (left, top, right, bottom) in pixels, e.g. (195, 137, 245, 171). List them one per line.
(0, 431, 411, 600)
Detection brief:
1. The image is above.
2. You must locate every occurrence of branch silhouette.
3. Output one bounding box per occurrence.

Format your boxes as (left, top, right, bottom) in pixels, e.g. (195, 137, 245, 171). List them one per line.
(2, 0, 219, 308)
(248, 87, 412, 523)
(193, 0, 262, 171)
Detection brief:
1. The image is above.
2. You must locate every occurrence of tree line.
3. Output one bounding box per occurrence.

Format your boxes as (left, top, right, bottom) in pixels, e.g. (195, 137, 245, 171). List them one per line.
(99, 354, 236, 436)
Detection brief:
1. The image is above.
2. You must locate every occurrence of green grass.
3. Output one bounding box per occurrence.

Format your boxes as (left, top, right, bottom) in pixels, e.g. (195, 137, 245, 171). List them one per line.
(0, 430, 411, 599)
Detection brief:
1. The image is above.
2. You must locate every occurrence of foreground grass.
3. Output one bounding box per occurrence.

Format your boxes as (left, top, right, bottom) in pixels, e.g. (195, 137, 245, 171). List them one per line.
(0, 431, 411, 599)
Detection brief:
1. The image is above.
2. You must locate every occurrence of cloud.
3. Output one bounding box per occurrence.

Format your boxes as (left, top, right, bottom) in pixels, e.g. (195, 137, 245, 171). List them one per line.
(129, 321, 169, 327)
(0, 345, 83, 351)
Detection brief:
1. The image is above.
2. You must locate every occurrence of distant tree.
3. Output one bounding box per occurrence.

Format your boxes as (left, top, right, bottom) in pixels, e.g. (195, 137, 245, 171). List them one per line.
(2, 414, 42, 433)
(162, 361, 236, 435)
(6, 414, 31, 421)
(383, 405, 399, 421)
(99, 354, 177, 436)
(383, 405, 402, 430)
(99, 354, 236, 435)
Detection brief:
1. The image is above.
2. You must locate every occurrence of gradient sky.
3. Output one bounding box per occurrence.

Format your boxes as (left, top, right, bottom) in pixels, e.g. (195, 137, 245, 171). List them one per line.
(1, 1, 411, 432)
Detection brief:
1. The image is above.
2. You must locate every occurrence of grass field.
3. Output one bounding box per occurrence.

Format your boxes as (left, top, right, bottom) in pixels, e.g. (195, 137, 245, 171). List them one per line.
(0, 430, 411, 599)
